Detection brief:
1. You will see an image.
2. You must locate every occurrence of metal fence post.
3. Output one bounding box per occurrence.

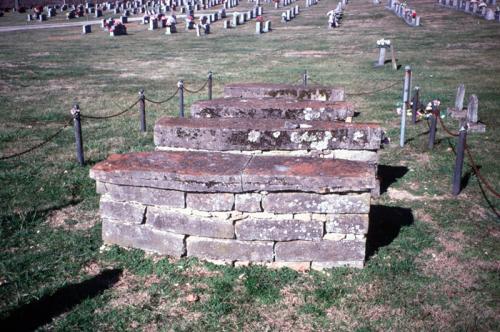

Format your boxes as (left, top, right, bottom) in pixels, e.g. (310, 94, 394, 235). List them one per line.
(208, 71, 213, 100)
(178, 80, 184, 117)
(452, 124, 468, 196)
(139, 89, 146, 132)
(428, 103, 438, 150)
(71, 103, 84, 166)
(303, 70, 308, 87)
(412, 86, 419, 124)
(399, 65, 411, 147)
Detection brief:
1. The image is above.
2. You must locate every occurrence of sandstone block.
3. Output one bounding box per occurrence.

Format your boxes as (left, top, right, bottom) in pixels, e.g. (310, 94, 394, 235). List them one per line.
(100, 195, 146, 224)
(186, 236, 274, 261)
(190, 98, 353, 121)
(243, 156, 377, 193)
(147, 207, 234, 239)
(96, 182, 185, 208)
(186, 193, 234, 211)
(90, 151, 377, 194)
(235, 218, 323, 241)
(323, 233, 346, 241)
(223, 83, 345, 102)
(325, 214, 369, 234)
(275, 240, 365, 262)
(263, 193, 370, 214)
(102, 219, 185, 257)
(235, 193, 262, 212)
(90, 151, 249, 193)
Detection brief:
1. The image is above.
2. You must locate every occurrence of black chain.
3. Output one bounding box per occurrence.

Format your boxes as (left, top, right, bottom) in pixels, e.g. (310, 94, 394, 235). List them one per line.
(80, 98, 141, 120)
(144, 88, 179, 104)
(0, 119, 72, 160)
(183, 79, 209, 94)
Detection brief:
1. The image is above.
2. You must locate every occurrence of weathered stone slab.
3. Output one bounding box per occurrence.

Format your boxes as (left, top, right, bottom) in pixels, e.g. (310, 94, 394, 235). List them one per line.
(243, 156, 377, 193)
(147, 207, 234, 239)
(235, 193, 262, 212)
(96, 182, 185, 208)
(102, 219, 185, 257)
(186, 236, 274, 261)
(235, 218, 323, 241)
(275, 240, 365, 262)
(90, 152, 377, 194)
(263, 193, 370, 214)
(190, 98, 353, 121)
(325, 214, 369, 234)
(186, 193, 234, 211)
(90, 151, 250, 193)
(224, 83, 345, 102)
(100, 195, 146, 224)
(154, 117, 382, 151)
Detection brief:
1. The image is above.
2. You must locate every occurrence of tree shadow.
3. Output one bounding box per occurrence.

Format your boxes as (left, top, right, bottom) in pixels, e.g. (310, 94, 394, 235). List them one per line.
(366, 205, 414, 260)
(0, 268, 123, 332)
(377, 165, 408, 195)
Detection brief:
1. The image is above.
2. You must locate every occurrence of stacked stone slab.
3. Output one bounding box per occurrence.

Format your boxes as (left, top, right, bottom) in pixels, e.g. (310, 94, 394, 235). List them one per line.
(91, 83, 384, 270)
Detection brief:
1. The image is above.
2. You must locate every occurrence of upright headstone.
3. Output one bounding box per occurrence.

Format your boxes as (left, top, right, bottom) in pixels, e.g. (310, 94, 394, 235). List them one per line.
(455, 84, 465, 111)
(263, 20, 271, 32)
(467, 94, 478, 123)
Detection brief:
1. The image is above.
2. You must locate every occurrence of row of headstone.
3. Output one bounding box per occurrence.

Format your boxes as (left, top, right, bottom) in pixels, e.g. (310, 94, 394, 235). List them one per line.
(227, 6, 261, 27)
(305, 0, 319, 8)
(437, 0, 499, 22)
(275, 0, 296, 8)
(224, 0, 240, 9)
(24, 0, 233, 24)
(386, 0, 421, 27)
(281, 5, 299, 22)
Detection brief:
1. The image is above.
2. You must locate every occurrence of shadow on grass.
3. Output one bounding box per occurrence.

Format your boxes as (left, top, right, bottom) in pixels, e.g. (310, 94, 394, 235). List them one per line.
(0, 268, 122, 332)
(366, 205, 414, 260)
(377, 165, 408, 195)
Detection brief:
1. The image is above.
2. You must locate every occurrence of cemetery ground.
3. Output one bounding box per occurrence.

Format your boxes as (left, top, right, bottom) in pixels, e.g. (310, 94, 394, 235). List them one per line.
(0, 0, 499, 330)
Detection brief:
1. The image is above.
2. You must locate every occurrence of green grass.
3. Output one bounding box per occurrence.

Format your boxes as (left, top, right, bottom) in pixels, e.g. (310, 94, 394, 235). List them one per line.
(0, 0, 499, 330)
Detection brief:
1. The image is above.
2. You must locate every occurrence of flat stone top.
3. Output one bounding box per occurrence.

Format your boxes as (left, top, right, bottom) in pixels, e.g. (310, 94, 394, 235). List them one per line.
(224, 83, 342, 89)
(192, 97, 352, 111)
(90, 151, 249, 177)
(90, 151, 376, 193)
(154, 117, 382, 151)
(155, 117, 380, 131)
(190, 97, 353, 121)
(223, 83, 345, 102)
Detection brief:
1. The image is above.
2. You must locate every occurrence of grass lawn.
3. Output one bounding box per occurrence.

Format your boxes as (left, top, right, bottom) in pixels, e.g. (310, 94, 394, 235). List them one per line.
(0, 0, 499, 330)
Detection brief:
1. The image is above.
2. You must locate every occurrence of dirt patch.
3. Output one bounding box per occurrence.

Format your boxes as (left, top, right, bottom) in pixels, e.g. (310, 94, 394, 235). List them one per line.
(254, 284, 314, 331)
(108, 269, 160, 308)
(420, 233, 476, 290)
(30, 52, 50, 57)
(283, 51, 334, 58)
(47, 35, 81, 41)
(387, 188, 447, 201)
(46, 203, 99, 230)
(81, 262, 101, 276)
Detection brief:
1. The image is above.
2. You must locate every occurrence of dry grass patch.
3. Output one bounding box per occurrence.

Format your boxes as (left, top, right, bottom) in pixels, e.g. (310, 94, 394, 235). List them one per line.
(46, 203, 99, 230)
